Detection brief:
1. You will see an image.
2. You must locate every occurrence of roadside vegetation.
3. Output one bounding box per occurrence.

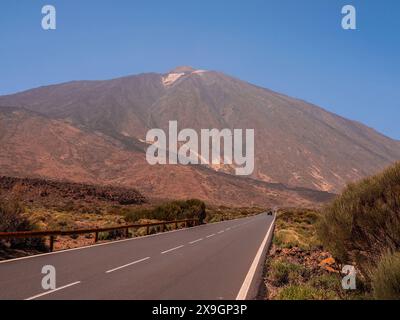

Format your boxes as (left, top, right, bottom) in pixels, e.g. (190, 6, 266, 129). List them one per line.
(0, 195, 264, 259)
(266, 162, 400, 300)
(123, 199, 207, 224)
(317, 162, 400, 300)
(0, 200, 47, 258)
(265, 208, 368, 300)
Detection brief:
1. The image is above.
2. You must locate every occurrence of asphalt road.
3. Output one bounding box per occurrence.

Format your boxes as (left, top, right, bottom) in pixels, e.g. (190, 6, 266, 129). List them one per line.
(0, 213, 275, 300)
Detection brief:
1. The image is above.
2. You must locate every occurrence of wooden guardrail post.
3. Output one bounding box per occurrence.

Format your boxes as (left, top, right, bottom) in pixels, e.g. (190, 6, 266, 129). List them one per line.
(49, 235, 55, 252)
(175, 221, 178, 230)
(94, 231, 99, 243)
(146, 225, 150, 235)
(125, 228, 130, 238)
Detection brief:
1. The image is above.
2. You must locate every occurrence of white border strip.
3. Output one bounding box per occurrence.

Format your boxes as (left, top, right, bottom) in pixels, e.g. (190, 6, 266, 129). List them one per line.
(236, 215, 275, 300)
(25, 281, 81, 300)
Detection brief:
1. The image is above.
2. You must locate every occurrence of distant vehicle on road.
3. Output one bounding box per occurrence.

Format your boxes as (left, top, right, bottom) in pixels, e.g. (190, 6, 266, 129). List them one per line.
(267, 207, 278, 216)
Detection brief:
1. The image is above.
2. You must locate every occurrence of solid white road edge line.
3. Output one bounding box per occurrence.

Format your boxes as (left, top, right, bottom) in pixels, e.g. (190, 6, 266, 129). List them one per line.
(106, 257, 150, 274)
(161, 245, 184, 254)
(236, 216, 276, 300)
(206, 234, 216, 238)
(25, 281, 81, 300)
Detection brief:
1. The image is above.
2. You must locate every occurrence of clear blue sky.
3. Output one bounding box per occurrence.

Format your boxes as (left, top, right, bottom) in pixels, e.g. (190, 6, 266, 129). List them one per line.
(1, 0, 399, 139)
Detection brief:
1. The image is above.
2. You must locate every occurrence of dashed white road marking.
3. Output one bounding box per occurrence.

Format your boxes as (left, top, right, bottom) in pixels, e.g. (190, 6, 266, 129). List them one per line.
(206, 234, 216, 238)
(189, 238, 203, 244)
(25, 281, 81, 300)
(218, 230, 224, 234)
(106, 257, 150, 273)
(1, 213, 263, 265)
(161, 245, 184, 254)
(225, 227, 231, 231)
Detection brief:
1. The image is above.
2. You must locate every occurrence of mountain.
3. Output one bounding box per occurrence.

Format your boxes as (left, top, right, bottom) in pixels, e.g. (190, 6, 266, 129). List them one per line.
(0, 66, 399, 199)
(0, 106, 331, 207)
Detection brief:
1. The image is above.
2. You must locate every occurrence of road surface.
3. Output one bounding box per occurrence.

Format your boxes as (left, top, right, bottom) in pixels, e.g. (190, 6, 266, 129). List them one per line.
(0, 213, 275, 300)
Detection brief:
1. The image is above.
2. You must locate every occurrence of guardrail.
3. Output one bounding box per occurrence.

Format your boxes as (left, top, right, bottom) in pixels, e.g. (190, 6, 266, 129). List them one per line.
(0, 218, 200, 252)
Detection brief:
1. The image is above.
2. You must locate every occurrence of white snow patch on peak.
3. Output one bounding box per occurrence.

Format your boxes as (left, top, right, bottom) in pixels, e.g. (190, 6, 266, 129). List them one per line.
(162, 72, 185, 86)
(162, 67, 209, 86)
(192, 69, 207, 74)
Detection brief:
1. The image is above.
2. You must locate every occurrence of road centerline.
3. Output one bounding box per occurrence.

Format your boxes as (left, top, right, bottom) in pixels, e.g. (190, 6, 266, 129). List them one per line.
(1, 214, 271, 300)
(25, 281, 81, 300)
(106, 257, 150, 274)
(161, 245, 184, 254)
(189, 238, 203, 244)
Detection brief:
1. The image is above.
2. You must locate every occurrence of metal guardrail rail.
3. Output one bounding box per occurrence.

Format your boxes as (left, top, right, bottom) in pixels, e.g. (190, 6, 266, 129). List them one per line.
(0, 218, 199, 252)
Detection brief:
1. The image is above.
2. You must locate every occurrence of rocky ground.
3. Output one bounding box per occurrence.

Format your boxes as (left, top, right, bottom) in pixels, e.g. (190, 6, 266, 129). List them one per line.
(0, 176, 146, 210)
(262, 208, 368, 300)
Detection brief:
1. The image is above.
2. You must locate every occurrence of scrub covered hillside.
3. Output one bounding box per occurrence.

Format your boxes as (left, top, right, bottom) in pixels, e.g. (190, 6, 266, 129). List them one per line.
(265, 162, 400, 300)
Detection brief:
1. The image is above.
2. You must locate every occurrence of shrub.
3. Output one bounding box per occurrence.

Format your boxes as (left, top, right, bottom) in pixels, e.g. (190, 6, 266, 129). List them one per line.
(371, 251, 400, 300)
(317, 162, 400, 279)
(269, 259, 306, 286)
(308, 274, 340, 292)
(0, 200, 31, 232)
(273, 209, 322, 250)
(124, 208, 151, 222)
(208, 215, 224, 223)
(124, 199, 206, 224)
(274, 229, 304, 249)
(0, 200, 47, 251)
(185, 199, 207, 223)
(97, 230, 125, 241)
(277, 285, 330, 300)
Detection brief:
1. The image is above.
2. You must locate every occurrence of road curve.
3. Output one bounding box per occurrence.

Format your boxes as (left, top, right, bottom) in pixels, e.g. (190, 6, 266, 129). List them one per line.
(0, 213, 275, 300)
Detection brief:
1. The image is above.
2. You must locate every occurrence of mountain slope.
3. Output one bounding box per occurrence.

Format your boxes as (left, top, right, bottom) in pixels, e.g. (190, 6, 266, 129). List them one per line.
(0, 107, 332, 207)
(1, 67, 399, 193)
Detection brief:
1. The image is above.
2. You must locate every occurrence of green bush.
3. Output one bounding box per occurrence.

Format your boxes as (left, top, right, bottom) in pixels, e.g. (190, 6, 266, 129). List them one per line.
(273, 209, 322, 250)
(97, 230, 126, 241)
(317, 162, 400, 279)
(277, 285, 332, 300)
(274, 229, 305, 249)
(371, 251, 400, 300)
(0, 201, 31, 232)
(124, 199, 206, 224)
(269, 259, 307, 286)
(124, 208, 152, 222)
(0, 200, 47, 251)
(308, 274, 340, 292)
